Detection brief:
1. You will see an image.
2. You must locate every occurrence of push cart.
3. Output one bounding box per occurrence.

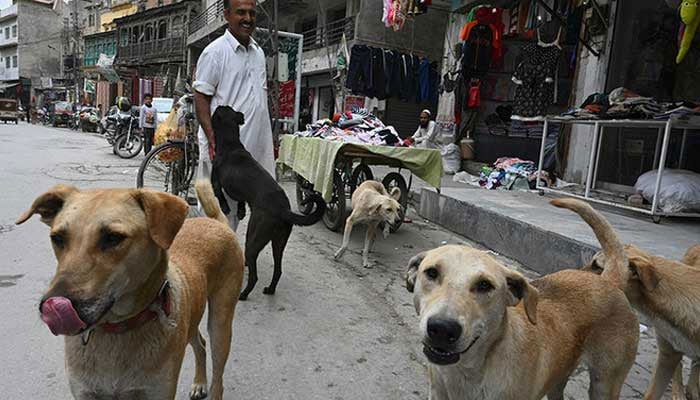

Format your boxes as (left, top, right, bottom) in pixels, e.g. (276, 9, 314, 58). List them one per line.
(278, 136, 444, 232)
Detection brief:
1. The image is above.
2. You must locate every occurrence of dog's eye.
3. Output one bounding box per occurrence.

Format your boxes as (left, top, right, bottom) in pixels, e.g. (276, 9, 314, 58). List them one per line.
(50, 233, 65, 249)
(100, 232, 126, 250)
(424, 267, 439, 280)
(475, 280, 494, 293)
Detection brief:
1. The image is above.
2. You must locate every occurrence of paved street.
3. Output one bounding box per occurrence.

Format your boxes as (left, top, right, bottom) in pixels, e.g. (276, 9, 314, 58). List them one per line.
(0, 122, 684, 399)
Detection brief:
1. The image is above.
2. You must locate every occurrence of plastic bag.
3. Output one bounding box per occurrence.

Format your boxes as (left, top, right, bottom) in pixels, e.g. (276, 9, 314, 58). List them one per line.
(154, 108, 185, 162)
(442, 143, 461, 175)
(635, 169, 700, 212)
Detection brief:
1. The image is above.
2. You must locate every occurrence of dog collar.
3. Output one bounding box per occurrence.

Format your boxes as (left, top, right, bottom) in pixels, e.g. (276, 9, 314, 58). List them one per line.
(99, 280, 171, 334)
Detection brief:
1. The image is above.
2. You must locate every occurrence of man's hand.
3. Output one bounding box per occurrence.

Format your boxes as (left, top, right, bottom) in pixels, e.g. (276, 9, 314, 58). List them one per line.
(208, 141, 216, 161)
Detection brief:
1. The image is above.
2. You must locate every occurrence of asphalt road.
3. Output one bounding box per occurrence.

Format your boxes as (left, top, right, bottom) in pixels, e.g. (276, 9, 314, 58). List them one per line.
(0, 122, 683, 399)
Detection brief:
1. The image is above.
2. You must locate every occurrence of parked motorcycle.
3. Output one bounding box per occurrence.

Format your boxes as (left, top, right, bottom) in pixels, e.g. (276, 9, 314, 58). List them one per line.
(113, 108, 143, 159)
(79, 107, 100, 133)
(100, 106, 118, 136)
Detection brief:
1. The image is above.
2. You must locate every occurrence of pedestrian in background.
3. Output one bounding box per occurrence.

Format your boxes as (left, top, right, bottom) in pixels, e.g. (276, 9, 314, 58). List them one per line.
(139, 93, 157, 155)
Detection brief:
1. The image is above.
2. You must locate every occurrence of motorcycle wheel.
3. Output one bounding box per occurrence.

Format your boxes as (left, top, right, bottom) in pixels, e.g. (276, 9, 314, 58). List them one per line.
(114, 134, 143, 159)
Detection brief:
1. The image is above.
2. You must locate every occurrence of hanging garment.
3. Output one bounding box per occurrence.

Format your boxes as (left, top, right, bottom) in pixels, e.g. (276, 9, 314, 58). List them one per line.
(384, 49, 403, 98)
(511, 43, 562, 119)
(461, 23, 494, 78)
(399, 53, 417, 101)
(346, 45, 373, 97)
(369, 47, 387, 100)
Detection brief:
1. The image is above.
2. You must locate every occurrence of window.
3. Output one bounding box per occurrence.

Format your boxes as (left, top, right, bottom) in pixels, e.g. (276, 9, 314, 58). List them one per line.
(4, 27, 8, 40)
(88, 14, 95, 27)
(12, 55, 16, 68)
(171, 16, 182, 37)
(145, 23, 152, 41)
(157, 19, 167, 39)
(11, 25, 16, 38)
(5, 57, 9, 69)
(120, 29, 128, 46)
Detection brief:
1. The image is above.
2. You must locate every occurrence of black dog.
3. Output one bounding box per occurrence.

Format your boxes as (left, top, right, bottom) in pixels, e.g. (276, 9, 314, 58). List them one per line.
(210, 106, 326, 300)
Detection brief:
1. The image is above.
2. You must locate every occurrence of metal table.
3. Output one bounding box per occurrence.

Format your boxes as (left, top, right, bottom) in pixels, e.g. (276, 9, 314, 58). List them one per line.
(536, 117, 700, 222)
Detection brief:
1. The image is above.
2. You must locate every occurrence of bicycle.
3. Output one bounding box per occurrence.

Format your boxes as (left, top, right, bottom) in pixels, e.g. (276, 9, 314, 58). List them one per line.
(136, 93, 199, 204)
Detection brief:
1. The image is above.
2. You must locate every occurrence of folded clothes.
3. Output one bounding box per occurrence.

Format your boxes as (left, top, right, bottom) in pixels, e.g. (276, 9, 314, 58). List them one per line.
(295, 108, 405, 147)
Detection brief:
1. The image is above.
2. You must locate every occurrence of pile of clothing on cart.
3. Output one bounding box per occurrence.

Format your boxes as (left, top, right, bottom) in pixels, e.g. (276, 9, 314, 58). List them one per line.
(478, 157, 552, 190)
(345, 44, 439, 104)
(557, 87, 700, 120)
(295, 108, 405, 147)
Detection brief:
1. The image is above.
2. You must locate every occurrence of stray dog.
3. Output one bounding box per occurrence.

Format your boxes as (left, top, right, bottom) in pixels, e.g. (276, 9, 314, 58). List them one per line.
(673, 245, 700, 400)
(16, 179, 244, 400)
(334, 180, 401, 268)
(405, 245, 639, 400)
(552, 198, 700, 400)
(210, 105, 326, 300)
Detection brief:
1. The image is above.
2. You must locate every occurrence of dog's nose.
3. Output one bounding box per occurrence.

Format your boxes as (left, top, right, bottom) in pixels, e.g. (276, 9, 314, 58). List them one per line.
(427, 317, 462, 346)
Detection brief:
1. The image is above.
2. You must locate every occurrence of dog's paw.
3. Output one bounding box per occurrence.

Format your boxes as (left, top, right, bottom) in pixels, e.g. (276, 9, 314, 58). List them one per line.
(334, 249, 345, 260)
(263, 286, 276, 295)
(189, 383, 208, 400)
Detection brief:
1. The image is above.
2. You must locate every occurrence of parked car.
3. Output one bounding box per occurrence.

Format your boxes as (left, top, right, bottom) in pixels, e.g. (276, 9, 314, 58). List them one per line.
(51, 101, 73, 127)
(152, 97, 174, 124)
(0, 98, 18, 124)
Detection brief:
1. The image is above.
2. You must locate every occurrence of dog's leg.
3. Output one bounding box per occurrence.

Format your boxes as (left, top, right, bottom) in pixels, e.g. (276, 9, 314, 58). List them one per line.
(645, 336, 684, 400)
(688, 360, 700, 400)
(546, 380, 568, 400)
(207, 290, 237, 400)
(239, 212, 267, 300)
(334, 214, 355, 260)
(672, 363, 688, 400)
(264, 224, 292, 295)
(211, 171, 231, 215)
(188, 331, 208, 400)
(362, 222, 378, 269)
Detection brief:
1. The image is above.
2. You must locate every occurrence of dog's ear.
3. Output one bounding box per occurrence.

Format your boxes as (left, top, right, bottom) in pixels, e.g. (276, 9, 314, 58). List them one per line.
(629, 255, 660, 291)
(234, 111, 245, 125)
(406, 252, 426, 293)
(133, 189, 189, 250)
(16, 185, 79, 226)
(389, 187, 402, 202)
(504, 269, 538, 325)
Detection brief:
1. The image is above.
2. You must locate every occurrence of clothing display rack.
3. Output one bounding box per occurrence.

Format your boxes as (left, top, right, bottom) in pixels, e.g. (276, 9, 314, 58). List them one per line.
(536, 117, 700, 221)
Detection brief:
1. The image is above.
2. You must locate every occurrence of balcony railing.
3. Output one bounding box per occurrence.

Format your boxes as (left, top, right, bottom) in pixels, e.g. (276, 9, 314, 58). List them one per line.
(117, 36, 185, 63)
(188, 0, 224, 38)
(301, 16, 354, 52)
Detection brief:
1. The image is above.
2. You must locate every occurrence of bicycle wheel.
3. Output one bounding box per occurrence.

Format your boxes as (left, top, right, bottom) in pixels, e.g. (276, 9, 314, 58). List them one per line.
(137, 142, 197, 199)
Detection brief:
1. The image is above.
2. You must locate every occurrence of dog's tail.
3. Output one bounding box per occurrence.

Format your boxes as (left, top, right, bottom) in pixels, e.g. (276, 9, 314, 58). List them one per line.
(550, 198, 629, 287)
(281, 192, 326, 226)
(195, 179, 229, 226)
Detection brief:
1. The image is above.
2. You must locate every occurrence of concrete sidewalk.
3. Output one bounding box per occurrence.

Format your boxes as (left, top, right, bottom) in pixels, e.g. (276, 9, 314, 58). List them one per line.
(397, 171, 699, 275)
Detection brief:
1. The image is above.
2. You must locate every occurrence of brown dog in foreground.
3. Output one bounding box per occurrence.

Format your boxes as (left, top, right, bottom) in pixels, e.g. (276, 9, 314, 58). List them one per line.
(16, 179, 244, 400)
(552, 198, 700, 400)
(405, 244, 639, 399)
(334, 180, 402, 268)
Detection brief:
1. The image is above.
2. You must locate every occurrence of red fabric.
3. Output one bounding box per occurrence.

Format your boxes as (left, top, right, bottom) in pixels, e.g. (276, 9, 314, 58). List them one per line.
(278, 80, 295, 118)
(468, 81, 481, 108)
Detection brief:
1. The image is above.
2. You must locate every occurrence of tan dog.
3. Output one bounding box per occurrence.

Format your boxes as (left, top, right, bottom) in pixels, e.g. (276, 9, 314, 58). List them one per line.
(405, 244, 639, 400)
(16, 179, 244, 400)
(334, 180, 402, 268)
(673, 245, 700, 400)
(552, 198, 700, 400)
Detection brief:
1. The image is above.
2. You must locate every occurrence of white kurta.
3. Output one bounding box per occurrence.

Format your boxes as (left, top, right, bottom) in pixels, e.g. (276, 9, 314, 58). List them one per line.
(194, 29, 275, 229)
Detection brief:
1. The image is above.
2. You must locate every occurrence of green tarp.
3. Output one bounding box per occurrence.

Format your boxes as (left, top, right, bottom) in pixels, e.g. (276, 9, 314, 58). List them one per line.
(278, 135, 443, 202)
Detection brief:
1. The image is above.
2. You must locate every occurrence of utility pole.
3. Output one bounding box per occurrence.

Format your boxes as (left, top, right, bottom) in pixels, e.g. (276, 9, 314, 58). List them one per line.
(71, 0, 80, 103)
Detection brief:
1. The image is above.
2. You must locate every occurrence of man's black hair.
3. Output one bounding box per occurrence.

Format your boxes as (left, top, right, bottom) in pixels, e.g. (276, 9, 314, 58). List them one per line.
(143, 93, 152, 99)
(222, 0, 230, 10)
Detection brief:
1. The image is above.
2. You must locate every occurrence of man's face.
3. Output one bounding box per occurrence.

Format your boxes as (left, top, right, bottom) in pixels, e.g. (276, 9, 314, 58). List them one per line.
(225, 0, 256, 45)
(144, 97, 152, 106)
(419, 113, 429, 126)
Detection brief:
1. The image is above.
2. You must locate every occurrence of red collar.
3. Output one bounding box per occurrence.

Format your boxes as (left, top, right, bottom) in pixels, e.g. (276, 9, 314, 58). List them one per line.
(99, 280, 171, 334)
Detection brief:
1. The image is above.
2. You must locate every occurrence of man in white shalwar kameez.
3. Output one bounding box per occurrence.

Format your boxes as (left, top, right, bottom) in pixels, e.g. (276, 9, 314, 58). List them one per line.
(194, 0, 274, 231)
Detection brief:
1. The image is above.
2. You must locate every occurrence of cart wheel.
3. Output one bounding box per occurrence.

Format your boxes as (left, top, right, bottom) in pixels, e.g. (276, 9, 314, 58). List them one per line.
(652, 215, 662, 224)
(295, 173, 314, 215)
(323, 169, 347, 232)
(382, 172, 408, 233)
(349, 163, 374, 194)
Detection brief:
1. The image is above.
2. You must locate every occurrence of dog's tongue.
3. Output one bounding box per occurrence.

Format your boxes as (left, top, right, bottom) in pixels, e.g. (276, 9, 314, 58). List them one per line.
(40, 297, 87, 336)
